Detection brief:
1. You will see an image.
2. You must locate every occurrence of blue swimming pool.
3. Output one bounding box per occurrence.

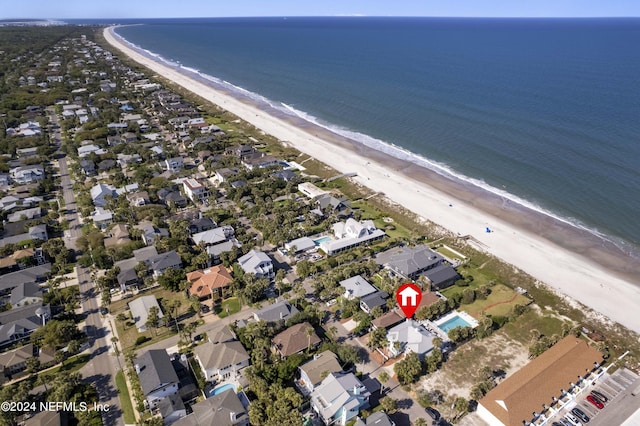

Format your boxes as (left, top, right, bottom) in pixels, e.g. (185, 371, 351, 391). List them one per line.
(313, 236, 332, 245)
(209, 383, 236, 397)
(437, 315, 473, 333)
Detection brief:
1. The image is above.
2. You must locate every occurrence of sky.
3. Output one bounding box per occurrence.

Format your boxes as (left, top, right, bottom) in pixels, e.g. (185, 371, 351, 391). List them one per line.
(2, 0, 640, 20)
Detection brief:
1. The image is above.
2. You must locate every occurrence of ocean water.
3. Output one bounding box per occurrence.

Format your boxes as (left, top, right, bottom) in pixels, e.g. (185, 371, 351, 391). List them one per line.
(114, 17, 640, 252)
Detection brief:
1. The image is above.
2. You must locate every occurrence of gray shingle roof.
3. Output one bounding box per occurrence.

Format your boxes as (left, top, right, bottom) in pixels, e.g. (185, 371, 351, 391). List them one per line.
(252, 300, 299, 323)
(134, 349, 179, 396)
(195, 341, 249, 371)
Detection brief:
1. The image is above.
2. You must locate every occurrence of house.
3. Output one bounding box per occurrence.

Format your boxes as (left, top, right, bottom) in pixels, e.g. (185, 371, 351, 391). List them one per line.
(237, 249, 274, 280)
(0, 303, 50, 348)
(7, 207, 41, 223)
(90, 183, 116, 207)
(0, 264, 50, 296)
(214, 167, 239, 183)
(128, 295, 164, 332)
(252, 300, 299, 324)
(137, 221, 170, 246)
(134, 349, 179, 409)
(126, 191, 150, 207)
(360, 291, 389, 314)
(226, 144, 255, 159)
(272, 322, 321, 357)
(298, 182, 328, 199)
(477, 336, 603, 426)
(90, 207, 113, 230)
(16, 147, 39, 158)
(188, 216, 216, 235)
(0, 343, 53, 383)
(284, 236, 316, 254)
(9, 165, 45, 184)
(147, 250, 182, 277)
(165, 157, 184, 173)
(157, 393, 186, 425)
(10, 282, 42, 307)
(386, 319, 435, 359)
(77, 144, 105, 158)
(371, 311, 404, 331)
(104, 224, 131, 247)
(182, 178, 210, 203)
(320, 219, 385, 256)
(187, 266, 233, 300)
(315, 194, 350, 215)
(157, 187, 187, 208)
(241, 153, 280, 170)
(23, 410, 70, 426)
(173, 389, 249, 426)
(310, 372, 371, 426)
(375, 245, 458, 288)
(271, 170, 298, 182)
(194, 340, 250, 382)
(206, 241, 237, 265)
(123, 131, 138, 143)
(298, 350, 343, 394)
(354, 412, 395, 426)
(97, 159, 117, 173)
(339, 275, 377, 300)
(79, 159, 96, 176)
(191, 226, 234, 247)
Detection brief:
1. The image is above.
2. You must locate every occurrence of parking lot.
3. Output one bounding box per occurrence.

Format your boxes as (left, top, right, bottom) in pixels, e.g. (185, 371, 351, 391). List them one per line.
(546, 367, 640, 425)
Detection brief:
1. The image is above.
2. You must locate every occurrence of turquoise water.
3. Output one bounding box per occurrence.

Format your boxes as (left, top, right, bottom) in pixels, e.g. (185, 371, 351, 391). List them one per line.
(209, 383, 236, 396)
(313, 236, 332, 245)
(113, 18, 640, 254)
(437, 315, 473, 333)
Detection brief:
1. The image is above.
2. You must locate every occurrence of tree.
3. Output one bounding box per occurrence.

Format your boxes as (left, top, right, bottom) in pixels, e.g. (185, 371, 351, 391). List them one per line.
(145, 306, 161, 336)
(25, 357, 41, 374)
(413, 419, 428, 426)
(453, 397, 469, 420)
(368, 327, 388, 350)
(378, 371, 389, 394)
(380, 396, 398, 414)
(394, 351, 422, 385)
(162, 299, 182, 333)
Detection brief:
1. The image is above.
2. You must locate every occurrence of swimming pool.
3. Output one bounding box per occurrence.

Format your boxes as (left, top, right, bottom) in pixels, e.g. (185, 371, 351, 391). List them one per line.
(313, 236, 332, 245)
(435, 311, 478, 333)
(209, 383, 237, 397)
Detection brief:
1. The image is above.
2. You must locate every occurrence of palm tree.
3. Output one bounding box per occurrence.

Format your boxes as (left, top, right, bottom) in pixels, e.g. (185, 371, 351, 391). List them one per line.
(306, 326, 315, 352)
(378, 371, 389, 394)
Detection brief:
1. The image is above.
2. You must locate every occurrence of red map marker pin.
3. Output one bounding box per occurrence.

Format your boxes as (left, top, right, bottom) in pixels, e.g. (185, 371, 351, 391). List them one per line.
(396, 283, 422, 318)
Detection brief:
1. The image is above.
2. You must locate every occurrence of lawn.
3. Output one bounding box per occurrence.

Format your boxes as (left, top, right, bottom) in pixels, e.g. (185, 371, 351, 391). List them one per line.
(459, 284, 531, 318)
(115, 369, 136, 424)
(112, 287, 190, 350)
(216, 297, 241, 318)
(501, 309, 567, 345)
(40, 353, 90, 376)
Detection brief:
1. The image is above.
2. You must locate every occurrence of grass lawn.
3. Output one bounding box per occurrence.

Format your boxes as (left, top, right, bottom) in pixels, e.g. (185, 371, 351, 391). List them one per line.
(115, 369, 136, 424)
(216, 297, 241, 318)
(112, 288, 190, 350)
(459, 284, 531, 318)
(501, 309, 567, 345)
(436, 246, 466, 262)
(42, 353, 90, 376)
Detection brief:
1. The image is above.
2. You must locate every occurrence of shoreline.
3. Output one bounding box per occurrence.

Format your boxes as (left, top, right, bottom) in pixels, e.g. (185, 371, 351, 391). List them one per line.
(103, 26, 640, 333)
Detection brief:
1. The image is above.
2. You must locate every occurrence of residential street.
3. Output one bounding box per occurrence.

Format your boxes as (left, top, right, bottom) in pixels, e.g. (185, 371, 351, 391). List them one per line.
(55, 120, 124, 426)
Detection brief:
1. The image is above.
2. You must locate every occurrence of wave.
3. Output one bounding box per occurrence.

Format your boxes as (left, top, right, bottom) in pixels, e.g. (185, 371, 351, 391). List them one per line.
(111, 26, 635, 255)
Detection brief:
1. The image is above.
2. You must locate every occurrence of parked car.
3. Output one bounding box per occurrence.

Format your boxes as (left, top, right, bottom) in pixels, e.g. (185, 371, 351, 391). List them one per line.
(425, 407, 441, 421)
(591, 390, 609, 403)
(571, 407, 590, 423)
(586, 395, 604, 409)
(564, 412, 583, 426)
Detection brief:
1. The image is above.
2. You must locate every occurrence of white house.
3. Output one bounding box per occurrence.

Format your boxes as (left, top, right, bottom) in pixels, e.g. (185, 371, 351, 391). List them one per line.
(339, 275, 377, 300)
(320, 219, 385, 256)
(194, 340, 250, 382)
(9, 165, 45, 184)
(310, 373, 371, 426)
(237, 249, 274, 280)
(182, 178, 209, 203)
(386, 319, 435, 359)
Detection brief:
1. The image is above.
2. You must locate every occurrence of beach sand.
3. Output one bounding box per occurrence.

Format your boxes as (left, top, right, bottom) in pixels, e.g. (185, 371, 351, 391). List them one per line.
(104, 27, 640, 334)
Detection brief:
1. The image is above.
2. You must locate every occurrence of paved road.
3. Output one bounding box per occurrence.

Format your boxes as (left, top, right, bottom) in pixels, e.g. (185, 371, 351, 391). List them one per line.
(54, 119, 124, 426)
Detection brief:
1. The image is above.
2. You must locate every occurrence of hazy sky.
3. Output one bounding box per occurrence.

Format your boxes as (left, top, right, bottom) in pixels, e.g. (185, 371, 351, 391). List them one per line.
(3, 0, 640, 19)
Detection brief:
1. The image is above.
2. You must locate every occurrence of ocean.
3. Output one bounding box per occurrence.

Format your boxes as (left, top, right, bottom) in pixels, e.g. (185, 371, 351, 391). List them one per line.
(111, 17, 640, 254)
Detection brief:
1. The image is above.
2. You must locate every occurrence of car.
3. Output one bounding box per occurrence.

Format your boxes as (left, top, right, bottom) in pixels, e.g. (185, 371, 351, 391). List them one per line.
(552, 422, 564, 426)
(571, 407, 590, 423)
(425, 407, 441, 420)
(564, 413, 583, 426)
(193, 334, 203, 342)
(590, 390, 609, 403)
(100, 307, 109, 315)
(586, 395, 604, 409)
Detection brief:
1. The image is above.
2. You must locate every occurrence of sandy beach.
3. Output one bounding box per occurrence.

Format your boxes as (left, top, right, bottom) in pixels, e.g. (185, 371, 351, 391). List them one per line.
(104, 27, 640, 334)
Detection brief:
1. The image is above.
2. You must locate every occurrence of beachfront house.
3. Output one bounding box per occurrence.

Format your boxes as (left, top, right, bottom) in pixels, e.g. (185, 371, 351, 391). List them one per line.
(320, 218, 385, 256)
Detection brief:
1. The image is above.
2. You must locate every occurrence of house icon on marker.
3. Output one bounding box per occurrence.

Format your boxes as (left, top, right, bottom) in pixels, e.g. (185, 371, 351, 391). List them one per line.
(398, 286, 420, 306)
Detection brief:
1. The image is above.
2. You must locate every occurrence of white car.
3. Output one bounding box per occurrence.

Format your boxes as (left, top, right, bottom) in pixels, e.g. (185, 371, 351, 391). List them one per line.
(564, 413, 583, 426)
